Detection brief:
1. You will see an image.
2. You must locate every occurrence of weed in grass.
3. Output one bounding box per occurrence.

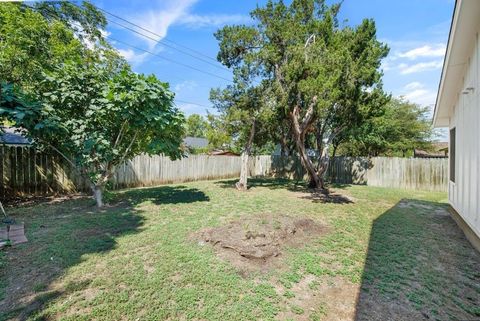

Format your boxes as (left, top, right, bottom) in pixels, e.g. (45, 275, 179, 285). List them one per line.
(290, 304, 304, 315)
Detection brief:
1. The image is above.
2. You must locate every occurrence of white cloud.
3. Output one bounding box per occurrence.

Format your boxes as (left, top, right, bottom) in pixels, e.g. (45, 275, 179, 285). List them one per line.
(399, 82, 437, 107)
(117, 48, 149, 65)
(100, 29, 111, 38)
(128, 0, 198, 50)
(398, 44, 446, 60)
(174, 80, 198, 93)
(178, 14, 252, 28)
(404, 82, 423, 91)
(399, 60, 443, 75)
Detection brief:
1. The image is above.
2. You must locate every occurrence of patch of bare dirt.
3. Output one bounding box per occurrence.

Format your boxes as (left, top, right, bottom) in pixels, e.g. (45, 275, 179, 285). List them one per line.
(275, 275, 360, 321)
(193, 214, 327, 273)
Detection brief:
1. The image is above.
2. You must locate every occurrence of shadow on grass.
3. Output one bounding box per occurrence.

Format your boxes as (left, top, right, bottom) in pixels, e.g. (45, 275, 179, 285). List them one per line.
(120, 185, 210, 205)
(355, 199, 480, 321)
(214, 177, 305, 191)
(0, 184, 208, 321)
(215, 178, 353, 204)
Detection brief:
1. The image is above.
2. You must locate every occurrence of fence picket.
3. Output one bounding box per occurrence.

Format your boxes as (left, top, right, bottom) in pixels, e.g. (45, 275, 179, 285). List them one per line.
(0, 146, 448, 199)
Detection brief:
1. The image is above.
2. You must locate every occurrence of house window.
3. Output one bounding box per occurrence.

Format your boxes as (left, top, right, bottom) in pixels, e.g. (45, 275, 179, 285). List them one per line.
(450, 127, 456, 183)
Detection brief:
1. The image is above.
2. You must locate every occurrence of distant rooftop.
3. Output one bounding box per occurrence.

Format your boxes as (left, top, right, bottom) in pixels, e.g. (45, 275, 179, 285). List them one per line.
(183, 136, 208, 149)
(0, 127, 31, 146)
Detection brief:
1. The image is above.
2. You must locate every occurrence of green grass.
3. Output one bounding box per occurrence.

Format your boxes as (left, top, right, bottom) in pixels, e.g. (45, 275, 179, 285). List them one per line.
(0, 178, 479, 321)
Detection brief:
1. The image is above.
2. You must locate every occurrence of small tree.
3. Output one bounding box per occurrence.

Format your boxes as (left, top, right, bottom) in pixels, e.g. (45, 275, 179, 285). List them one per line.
(185, 114, 208, 138)
(1, 63, 185, 207)
(210, 84, 271, 190)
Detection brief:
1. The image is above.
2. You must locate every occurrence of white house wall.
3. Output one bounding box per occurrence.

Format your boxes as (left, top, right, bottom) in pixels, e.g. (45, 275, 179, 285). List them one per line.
(449, 30, 480, 238)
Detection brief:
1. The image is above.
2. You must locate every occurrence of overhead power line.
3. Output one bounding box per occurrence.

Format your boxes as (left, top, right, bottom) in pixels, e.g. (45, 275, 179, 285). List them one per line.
(25, 3, 222, 109)
(98, 14, 230, 72)
(108, 36, 233, 83)
(94, 5, 221, 64)
(175, 99, 213, 109)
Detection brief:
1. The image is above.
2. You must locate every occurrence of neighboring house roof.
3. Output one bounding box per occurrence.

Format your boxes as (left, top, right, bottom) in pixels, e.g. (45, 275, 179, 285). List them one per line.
(183, 136, 208, 149)
(433, 0, 480, 127)
(414, 142, 449, 158)
(209, 150, 240, 156)
(0, 127, 31, 146)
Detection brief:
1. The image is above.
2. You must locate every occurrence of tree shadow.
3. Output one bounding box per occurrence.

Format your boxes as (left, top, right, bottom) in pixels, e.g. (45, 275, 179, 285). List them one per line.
(119, 185, 210, 205)
(214, 177, 305, 192)
(298, 190, 354, 204)
(0, 197, 146, 319)
(355, 199, 480, 321)
(0, 184, 211, 320)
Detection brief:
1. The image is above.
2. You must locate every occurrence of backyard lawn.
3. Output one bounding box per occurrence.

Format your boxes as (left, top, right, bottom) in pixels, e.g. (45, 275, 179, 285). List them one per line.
(0, 178, 479, 321)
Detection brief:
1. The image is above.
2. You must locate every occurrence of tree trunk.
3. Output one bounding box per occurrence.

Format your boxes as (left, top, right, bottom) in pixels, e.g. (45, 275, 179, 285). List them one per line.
(236, 119, 256, 191)
(314, 126, 336, 192)
(332, 143, 338, 159)
(236, 152, 249, 191)
(316, 144, 330, 190)
(91, 184, 104, 208)
(289, 106, 322, 189)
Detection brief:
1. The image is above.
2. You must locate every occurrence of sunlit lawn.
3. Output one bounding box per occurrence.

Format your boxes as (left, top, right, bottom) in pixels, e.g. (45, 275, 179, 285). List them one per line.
(1, 178, 479, 321)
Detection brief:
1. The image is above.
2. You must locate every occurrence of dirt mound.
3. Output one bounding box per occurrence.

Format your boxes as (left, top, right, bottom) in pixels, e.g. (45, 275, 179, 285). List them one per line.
(194, 214, 327, 273)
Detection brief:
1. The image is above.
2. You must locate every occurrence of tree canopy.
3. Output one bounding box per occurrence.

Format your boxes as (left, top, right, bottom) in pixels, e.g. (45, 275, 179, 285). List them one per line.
(336, 97, 435, 157)
(0, 3, 185, 207)
(0, 2, 125, 91)
(215, 0, 389, 189)
(185, 114, 208, 138)
(1, 63, 184, 207)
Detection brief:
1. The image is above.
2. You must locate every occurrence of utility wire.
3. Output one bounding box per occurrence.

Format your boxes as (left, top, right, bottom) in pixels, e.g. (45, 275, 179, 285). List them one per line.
(175, 99, 213, 109)
(32, 3, 233, 83)
(95, 13, 230, 72)
(108, 36, 233, 83)
(93, 5, 221, 64)
(26, 3, 225, 108)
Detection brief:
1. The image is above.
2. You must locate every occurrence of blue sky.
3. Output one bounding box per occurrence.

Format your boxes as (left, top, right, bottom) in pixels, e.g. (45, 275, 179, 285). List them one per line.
(95, 0, 455, 121)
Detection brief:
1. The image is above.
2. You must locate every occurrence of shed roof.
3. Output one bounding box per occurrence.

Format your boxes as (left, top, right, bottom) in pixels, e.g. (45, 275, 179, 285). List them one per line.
(0, 127, 31, 146)
(183, 136, 208, 149)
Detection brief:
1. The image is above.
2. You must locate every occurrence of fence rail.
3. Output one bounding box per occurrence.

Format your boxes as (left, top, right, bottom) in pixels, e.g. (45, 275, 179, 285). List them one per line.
(0, 145, 448, 199)
(249, 156, 448, 192)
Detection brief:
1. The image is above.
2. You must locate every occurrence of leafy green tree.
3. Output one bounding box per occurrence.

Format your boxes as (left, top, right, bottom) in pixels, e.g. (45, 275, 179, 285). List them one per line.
(210, 83, 273, 190)
(1, 63, 185, 207)
(337, 98, 435, 157)
(0, 2, 125, 91)
(185, 114, 208, 138)
(205, 113, 234, 151)
(215, 0, 388, 189)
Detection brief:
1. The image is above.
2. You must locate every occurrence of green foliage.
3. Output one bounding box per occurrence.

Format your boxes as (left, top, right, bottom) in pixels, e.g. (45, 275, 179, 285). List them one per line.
(185, 114, 208, 138)
(1, 63, 184, 193)
(205, 113, 234, 151)
(214, 0, 389, 186)
(337, 98, 435, 156)
(210, 84, 275, 155)
(0, 2, 125, 91)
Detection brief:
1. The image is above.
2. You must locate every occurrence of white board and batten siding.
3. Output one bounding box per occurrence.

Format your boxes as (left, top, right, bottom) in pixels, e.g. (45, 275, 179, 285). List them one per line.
(434, 0, 480, 243)
(448, 30, 480, 239)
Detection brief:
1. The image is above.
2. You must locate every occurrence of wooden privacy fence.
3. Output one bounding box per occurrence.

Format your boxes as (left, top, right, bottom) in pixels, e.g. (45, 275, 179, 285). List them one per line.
(1, 145, 448, 198)
(0, 146, 242, 199)
(249, 156, 449, 192)
(111, 154, 242, 189)
(0, 146, 88, 199)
